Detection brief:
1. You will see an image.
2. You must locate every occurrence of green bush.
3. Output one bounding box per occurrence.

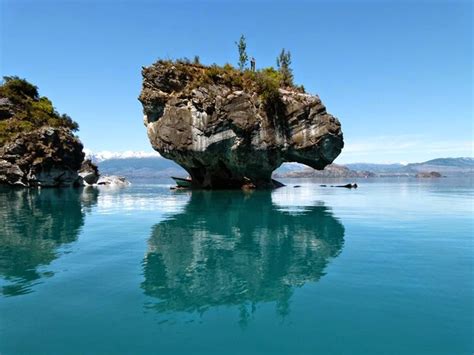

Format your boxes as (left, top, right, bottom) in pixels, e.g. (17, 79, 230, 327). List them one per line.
(235, 35, 248, 70)
(205, 64, 223, 82)
(0, 76, 39, 103)
(0, 120, 34, 145)
(276, 49, 294, 87)
(0, 76, 79, 145)
(201, 63, 243, 89)
(255, 68, 282, 101)
(153, 58, 300, 106)
(251, 67, 286, 115)
(176, 57, 191, 64)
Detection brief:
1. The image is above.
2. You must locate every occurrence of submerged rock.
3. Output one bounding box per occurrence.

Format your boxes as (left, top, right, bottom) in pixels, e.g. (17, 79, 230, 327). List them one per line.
(334, 183, 358, 189)
(139, 61, 344, 188)
(415, 171, 442, 178)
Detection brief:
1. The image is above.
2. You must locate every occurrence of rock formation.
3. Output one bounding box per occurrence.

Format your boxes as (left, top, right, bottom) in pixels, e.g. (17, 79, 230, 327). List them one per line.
(139, 61, 344, 188)
(79, 159, 100, 185)
(0, 76, 99, 187)
(415, 171, 442, 178)
(0, 127, 85, 187)
(96, 175, 131, 186)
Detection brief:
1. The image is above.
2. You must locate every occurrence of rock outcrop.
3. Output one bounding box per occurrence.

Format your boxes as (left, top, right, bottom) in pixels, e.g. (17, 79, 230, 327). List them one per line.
(139, 61, 344, 188)
(0, 127, 85, 187)
(96, 175, 131, 186)
(0, 76, 100, 188)
(79, 159, 100, 185)
(415, 171, 442, 178)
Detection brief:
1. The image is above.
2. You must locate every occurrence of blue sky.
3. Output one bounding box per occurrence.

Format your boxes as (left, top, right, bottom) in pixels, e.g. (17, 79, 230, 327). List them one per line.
(1, 0, 472, 163)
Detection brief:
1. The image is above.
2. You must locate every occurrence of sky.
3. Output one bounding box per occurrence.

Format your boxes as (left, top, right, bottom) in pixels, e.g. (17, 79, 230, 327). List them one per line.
(1, 0, 472, 163)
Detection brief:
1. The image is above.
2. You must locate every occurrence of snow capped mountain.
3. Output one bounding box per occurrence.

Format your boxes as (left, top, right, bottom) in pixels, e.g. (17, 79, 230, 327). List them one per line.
(83, 150, 473, 179)
(82, 150, 185, 179)
(84, 149, 160, 163)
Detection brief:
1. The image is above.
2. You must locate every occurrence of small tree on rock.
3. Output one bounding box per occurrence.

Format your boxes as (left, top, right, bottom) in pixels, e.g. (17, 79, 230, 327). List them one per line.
(276, 49, 293, 87)
(235, 35, 248, 71)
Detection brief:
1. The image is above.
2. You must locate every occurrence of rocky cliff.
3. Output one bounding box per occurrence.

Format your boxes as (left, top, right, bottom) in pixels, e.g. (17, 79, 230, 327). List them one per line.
(0, 127, 85, 187)
(0, 77, 97, 187)
(139, 61, 344, 188)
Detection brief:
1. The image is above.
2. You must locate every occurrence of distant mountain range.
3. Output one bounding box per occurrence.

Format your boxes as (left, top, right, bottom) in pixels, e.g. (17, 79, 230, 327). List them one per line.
(95, 157, 185, 178)
(277, 158, 473, 178)
(273, 164, 376, 178)
(345, 158, 474, 175)
(90, 153, 473, 179)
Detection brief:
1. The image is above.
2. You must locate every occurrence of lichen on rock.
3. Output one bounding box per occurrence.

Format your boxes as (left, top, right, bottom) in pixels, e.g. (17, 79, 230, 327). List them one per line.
(139, 60, 344, 188)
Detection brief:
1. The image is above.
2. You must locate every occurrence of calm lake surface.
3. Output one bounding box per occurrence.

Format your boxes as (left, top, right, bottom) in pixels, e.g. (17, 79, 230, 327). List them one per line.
(0, 178, 472, 354)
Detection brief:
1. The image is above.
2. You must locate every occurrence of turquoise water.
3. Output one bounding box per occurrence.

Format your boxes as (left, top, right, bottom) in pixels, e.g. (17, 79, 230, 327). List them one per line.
(0, 178, 472, 354)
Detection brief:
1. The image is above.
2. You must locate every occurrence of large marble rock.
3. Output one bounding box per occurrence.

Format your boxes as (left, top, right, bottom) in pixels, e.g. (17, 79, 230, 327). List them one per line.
(139, 62, 344, 188)
(79, 159, 100, 185)
(0, 127, 85, 187)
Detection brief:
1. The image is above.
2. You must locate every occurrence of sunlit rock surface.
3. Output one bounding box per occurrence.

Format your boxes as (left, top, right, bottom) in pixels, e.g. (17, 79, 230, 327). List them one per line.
(139, 62, 344, 188)
(0, 127, 85, 187)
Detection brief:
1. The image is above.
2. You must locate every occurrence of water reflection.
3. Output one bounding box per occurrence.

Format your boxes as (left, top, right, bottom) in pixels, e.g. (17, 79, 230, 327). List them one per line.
(0, 187, 98, 296)
(142, 191, 345, 322)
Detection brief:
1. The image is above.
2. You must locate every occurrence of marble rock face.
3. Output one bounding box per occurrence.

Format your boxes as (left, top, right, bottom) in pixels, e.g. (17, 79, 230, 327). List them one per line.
(139, 62, 344, 188)
(0, 127, 85, 187)
(79, 159, 100, 185)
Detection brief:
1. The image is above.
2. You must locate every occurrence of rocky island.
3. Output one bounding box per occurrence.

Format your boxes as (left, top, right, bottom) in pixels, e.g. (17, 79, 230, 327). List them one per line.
(139, 60, 344, 188)
(0, 76, 100, 187)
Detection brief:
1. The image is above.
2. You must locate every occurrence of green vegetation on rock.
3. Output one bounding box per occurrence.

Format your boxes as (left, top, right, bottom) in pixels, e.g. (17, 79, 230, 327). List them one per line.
(139, 57, 343, 188)
(0, 76, 79, 145)
(235, 34, 249, 70)
(148, 58, 304, 110)
(276, 49, 293, 87)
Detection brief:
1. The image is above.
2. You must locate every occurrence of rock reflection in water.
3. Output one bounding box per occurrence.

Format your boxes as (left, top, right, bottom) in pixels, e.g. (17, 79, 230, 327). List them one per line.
(142, 191, 345, 321)
(0, 187, 98, 296)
